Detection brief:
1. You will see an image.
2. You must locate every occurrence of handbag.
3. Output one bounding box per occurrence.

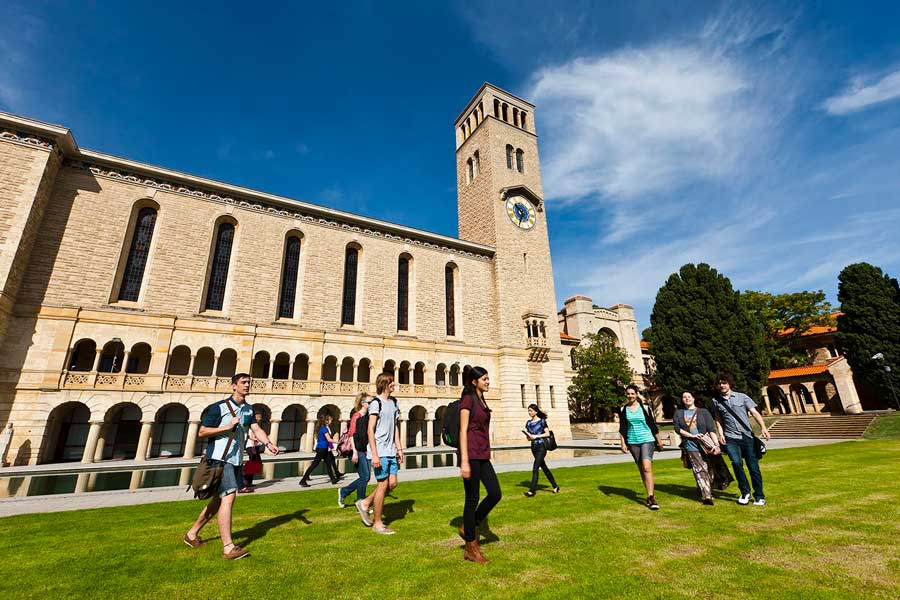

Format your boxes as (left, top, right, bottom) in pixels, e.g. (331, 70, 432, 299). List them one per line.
(696, 432, 719, 454)
(190, 402, 237, 500)
(545, 430, 558, 451)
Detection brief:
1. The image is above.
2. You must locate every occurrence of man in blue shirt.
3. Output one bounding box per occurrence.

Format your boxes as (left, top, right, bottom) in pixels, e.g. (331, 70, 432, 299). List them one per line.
(184, 373, 279, 559)
(711, 372, 771, 506)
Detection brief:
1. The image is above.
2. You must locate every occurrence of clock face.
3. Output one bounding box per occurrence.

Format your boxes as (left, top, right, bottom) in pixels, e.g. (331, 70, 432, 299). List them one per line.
(505, 196, 537, 230)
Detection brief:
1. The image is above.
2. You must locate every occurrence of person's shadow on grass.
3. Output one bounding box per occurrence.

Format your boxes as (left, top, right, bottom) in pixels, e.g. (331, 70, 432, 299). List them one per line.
(448, 516, 501, 546)
(597, 485, 644, 505)
(234, 509, 311, 547)
(383, 499, 415, 526)
(515, 480, 550, 491)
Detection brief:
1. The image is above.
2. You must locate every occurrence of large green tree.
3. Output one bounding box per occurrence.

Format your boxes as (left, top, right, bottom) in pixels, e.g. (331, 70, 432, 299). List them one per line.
(837, 263, 900, 400)
(649, 263, 768, 400)
(742, 289, 836, 369)
(568, 332, 634, 422)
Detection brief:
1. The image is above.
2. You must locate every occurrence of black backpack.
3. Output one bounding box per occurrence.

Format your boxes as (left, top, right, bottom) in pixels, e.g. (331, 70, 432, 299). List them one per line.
(353, 397, 397, 451)
(441, 399, 462, 448)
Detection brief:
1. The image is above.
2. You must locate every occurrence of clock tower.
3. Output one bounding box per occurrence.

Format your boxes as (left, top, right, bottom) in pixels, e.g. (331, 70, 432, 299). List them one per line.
(454, 83, 570, 441)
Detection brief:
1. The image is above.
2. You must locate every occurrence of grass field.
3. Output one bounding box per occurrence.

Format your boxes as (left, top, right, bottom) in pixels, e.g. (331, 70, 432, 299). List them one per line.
(2, 418, 900, 599)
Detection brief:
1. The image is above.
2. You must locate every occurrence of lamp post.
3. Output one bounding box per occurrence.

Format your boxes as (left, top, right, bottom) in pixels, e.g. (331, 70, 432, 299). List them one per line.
(872, 353, 900, 411)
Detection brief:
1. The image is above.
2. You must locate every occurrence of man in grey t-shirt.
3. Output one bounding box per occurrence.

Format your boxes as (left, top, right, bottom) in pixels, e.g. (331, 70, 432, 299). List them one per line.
(711, 372, 771, 506)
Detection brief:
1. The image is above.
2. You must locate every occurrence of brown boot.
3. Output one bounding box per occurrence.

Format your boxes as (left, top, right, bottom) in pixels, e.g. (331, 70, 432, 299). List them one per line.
(459, 524, 477, 541)
(464, 540, 489, 564)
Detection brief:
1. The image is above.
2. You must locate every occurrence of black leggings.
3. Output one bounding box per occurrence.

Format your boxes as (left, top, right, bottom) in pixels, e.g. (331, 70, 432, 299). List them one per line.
(301, 448, 339, 483)
(462, 459, 502, 542)
(529, 443, 558, 492)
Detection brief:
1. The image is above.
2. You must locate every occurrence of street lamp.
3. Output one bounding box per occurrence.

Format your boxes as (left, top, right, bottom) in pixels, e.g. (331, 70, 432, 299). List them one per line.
(872, 353, 900, 410)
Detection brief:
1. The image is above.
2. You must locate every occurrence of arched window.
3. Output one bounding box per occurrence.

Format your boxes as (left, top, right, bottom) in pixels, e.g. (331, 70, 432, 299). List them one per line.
(474, 151, 480, 175)
(322, 356, 338, 381)
(205, 221, 235, 311)
(167, 345, 191, 375)
(216, 349, 237, 378)
(126, 343, 152, 374)
(192, 347, 215, 376)
(445, 263, 457, 337)
(278, 235, 302, 319)
(251, 351, 271, 379)
(502, 103, 509, 122)
(398, 361, 411, 385)
(520, 111, 527, 130)
(466, 158, 474, 183)
(273, 352, 291, 379)
(341, 245, 359, 326)
(292, 354, 309, 380)
(449, 364, 460, 387)
(413, 362, 425, 385)
(340, 357, 355, 382)
(98, 340, 125, 373)
(68, 339, 97, 372)
(516, 148, 524, 173)
(357, 358, 372, 383)
(383, 360, 396, 379)
(513, 107, 519, 127)
(397, 255, 410, 331)
(118, 206, 157, 302)
(506, 145, 514, 169)
(493, 99, 500, 117)
(436, 363, 447, 386)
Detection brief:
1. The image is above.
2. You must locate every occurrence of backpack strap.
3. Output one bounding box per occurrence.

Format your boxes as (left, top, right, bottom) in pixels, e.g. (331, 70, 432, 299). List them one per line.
(218, 401, 238, 462)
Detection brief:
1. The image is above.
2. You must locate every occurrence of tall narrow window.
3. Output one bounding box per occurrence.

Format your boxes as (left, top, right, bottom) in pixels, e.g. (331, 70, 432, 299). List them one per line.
(549, 385, 556, 408)
(520, 384, 526, 408)
(466, 158, 474, 183)
(445, 264, 456, 336)
(474, 151, 480, 175)
(502, 103, 509, 121)
(513, 107, 519, 127)
(278, 236, 301, 319)
(341, 246, 359, 325)
(118, 207, 157, 301)
(397, 256, 409, 331)
(520, 111, 527, 130)
(493, 99, 500, 117)
(516, 149, 524, 173)
(506, 145, 513, 169)
(205, 222, 235, 311)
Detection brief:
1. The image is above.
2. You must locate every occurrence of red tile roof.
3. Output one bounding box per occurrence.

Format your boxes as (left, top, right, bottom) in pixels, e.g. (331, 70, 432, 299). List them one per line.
(768, 357, 842, 379)
(560, 332, 579, 341)
(640, 341, 650, 350)
(778, 312, 842, 337)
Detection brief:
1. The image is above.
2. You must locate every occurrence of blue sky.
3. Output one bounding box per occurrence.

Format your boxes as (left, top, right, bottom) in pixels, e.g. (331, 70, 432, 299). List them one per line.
(3, 1, 900, 330)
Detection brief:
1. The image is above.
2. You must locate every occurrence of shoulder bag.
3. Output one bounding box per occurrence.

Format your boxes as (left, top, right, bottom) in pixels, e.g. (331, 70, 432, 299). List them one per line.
(190, 402, 237, 500)
(715, 398, 766, 460)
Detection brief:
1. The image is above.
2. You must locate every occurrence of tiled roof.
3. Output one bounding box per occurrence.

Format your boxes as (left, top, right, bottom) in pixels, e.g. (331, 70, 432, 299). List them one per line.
(560, 332, 579, 341)
(640, 341, 650, 350)
(768, 357, 842, 380)
(778, 312, 842, 337)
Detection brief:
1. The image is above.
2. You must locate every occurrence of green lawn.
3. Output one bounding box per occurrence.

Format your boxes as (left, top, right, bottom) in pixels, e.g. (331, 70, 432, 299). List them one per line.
(865, 412, 900, 439)
(2, 438, 899, 599)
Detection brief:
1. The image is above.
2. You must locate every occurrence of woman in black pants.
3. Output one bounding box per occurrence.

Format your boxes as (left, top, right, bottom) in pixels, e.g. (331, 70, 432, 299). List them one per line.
(523, 404, 559, 496)
(298, 413, 340, 487)
(458, 365, 501, 564)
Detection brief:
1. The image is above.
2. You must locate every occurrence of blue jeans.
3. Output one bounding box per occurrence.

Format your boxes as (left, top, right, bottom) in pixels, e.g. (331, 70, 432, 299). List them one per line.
(340, 451, 370, 502)
(724, 435, 764, 500)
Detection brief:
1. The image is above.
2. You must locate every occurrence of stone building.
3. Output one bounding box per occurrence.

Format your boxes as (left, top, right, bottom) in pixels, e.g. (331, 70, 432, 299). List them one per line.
(0, 82, 570, 468)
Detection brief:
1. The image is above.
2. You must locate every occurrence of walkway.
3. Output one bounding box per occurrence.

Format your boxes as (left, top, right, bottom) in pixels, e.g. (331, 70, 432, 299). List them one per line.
(0, 438, 844, 517)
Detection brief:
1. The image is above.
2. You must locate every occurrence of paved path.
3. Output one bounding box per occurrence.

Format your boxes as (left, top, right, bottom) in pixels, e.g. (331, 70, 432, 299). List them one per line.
(0, 438, 846, 517)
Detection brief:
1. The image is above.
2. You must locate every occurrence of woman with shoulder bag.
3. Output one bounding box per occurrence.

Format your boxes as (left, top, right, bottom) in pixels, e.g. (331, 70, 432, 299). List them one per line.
(673, 392, 719, 505)
(523, 404, 559, 497)
(239, 413, 265, 493)
(619, 384, 664, 510)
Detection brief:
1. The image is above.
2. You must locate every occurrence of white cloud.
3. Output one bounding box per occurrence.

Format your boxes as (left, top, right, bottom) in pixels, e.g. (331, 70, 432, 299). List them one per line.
(823, 69, 900, 115)
(531, 46, 762, 202)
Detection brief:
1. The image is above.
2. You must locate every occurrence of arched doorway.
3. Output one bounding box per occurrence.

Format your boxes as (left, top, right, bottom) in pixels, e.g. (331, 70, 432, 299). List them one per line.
(103, 403, 142, 460)
(43, 402, 91, 463)
(150, 404, 188, 458)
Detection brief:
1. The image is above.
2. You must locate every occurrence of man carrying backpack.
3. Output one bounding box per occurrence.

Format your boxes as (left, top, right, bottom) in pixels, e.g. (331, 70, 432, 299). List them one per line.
(356, 372, 403, 534)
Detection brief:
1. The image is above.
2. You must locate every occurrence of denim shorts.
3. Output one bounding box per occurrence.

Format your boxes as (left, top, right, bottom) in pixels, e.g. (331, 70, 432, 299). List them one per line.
(218, 462, 242, 497)
(373, 456, 398, 481)
(628, 442, 656, 464)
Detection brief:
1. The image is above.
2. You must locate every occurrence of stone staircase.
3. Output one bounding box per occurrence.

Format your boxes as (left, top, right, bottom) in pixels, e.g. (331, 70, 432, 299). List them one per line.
(767, 414, 879, 439)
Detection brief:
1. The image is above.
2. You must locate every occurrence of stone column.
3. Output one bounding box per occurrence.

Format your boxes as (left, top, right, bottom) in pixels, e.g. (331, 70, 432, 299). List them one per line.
(423, 419, 432, 447)
(263, 419, 280, 479)
(810, 384, 821, 413)
(761, 393, 772, 416)
(91, 348, 103, 372)
(81, 422, 103, 464)
(130, 421, 154, 490)
(400, 419, 408, 450)
(304, 420, 315, 452)
(182, 421, 200, 459)
(211, 355, 220, 379)
(187, 354, 197, 377)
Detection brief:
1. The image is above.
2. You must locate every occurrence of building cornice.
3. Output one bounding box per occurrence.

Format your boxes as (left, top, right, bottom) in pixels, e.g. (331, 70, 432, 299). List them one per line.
(454, 82, 535, 126)
(0, 111, 495, 260)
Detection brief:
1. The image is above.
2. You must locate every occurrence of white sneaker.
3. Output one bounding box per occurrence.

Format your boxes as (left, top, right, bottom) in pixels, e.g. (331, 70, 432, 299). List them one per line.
(753, 498, 767, 506)
(338, 489, 345, 509)
(737, 494, 751, 505)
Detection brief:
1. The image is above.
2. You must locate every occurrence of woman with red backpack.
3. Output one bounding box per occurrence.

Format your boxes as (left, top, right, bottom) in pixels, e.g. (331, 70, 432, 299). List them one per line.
(458, 365, 501, 564)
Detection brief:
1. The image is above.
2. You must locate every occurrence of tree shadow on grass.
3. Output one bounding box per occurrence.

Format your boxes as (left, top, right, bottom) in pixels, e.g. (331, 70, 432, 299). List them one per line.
(448, 516, 501, 546)
(597, 485, 644, 505)
(382, 499, 415, 526)
(234, 509, 311, 547)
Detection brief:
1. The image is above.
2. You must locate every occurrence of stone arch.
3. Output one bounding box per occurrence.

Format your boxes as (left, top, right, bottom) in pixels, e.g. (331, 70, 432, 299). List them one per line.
(193, 347, 215, 376)
(251, 351, 271, 379)
(767, 386, 790, 414)
(41, 401, 91, 463)
(322, 356, 338, 381)
(398, 361, 411, 384)
(252, 403, 272, 434)
(289, 353, 309, 380)
(273, 352, 291, 380)
(598, 328, 619, 348)
(98, 339, 125, 373)
(434, 405, 447, 445)
(790, 383, 813, 413)
(407, 405, 427, 448)
(167, 345, 191, 375)
(102, 402, 142, 460)
(216, 348, 238, 378)
(340, 357, 355, 382)
(383, 360, 396, 379)
(357, 358, 372, 383)
(126, 342, 152, 374)
(68, 339, 97, 371)
(435, 363, 447, 386)
(814, 380, 841, 414)
(150, 403, 189, 458)
(317, 403, 341, 423)
(279, 404, 308, 451)
(413, 361, 425, 385)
